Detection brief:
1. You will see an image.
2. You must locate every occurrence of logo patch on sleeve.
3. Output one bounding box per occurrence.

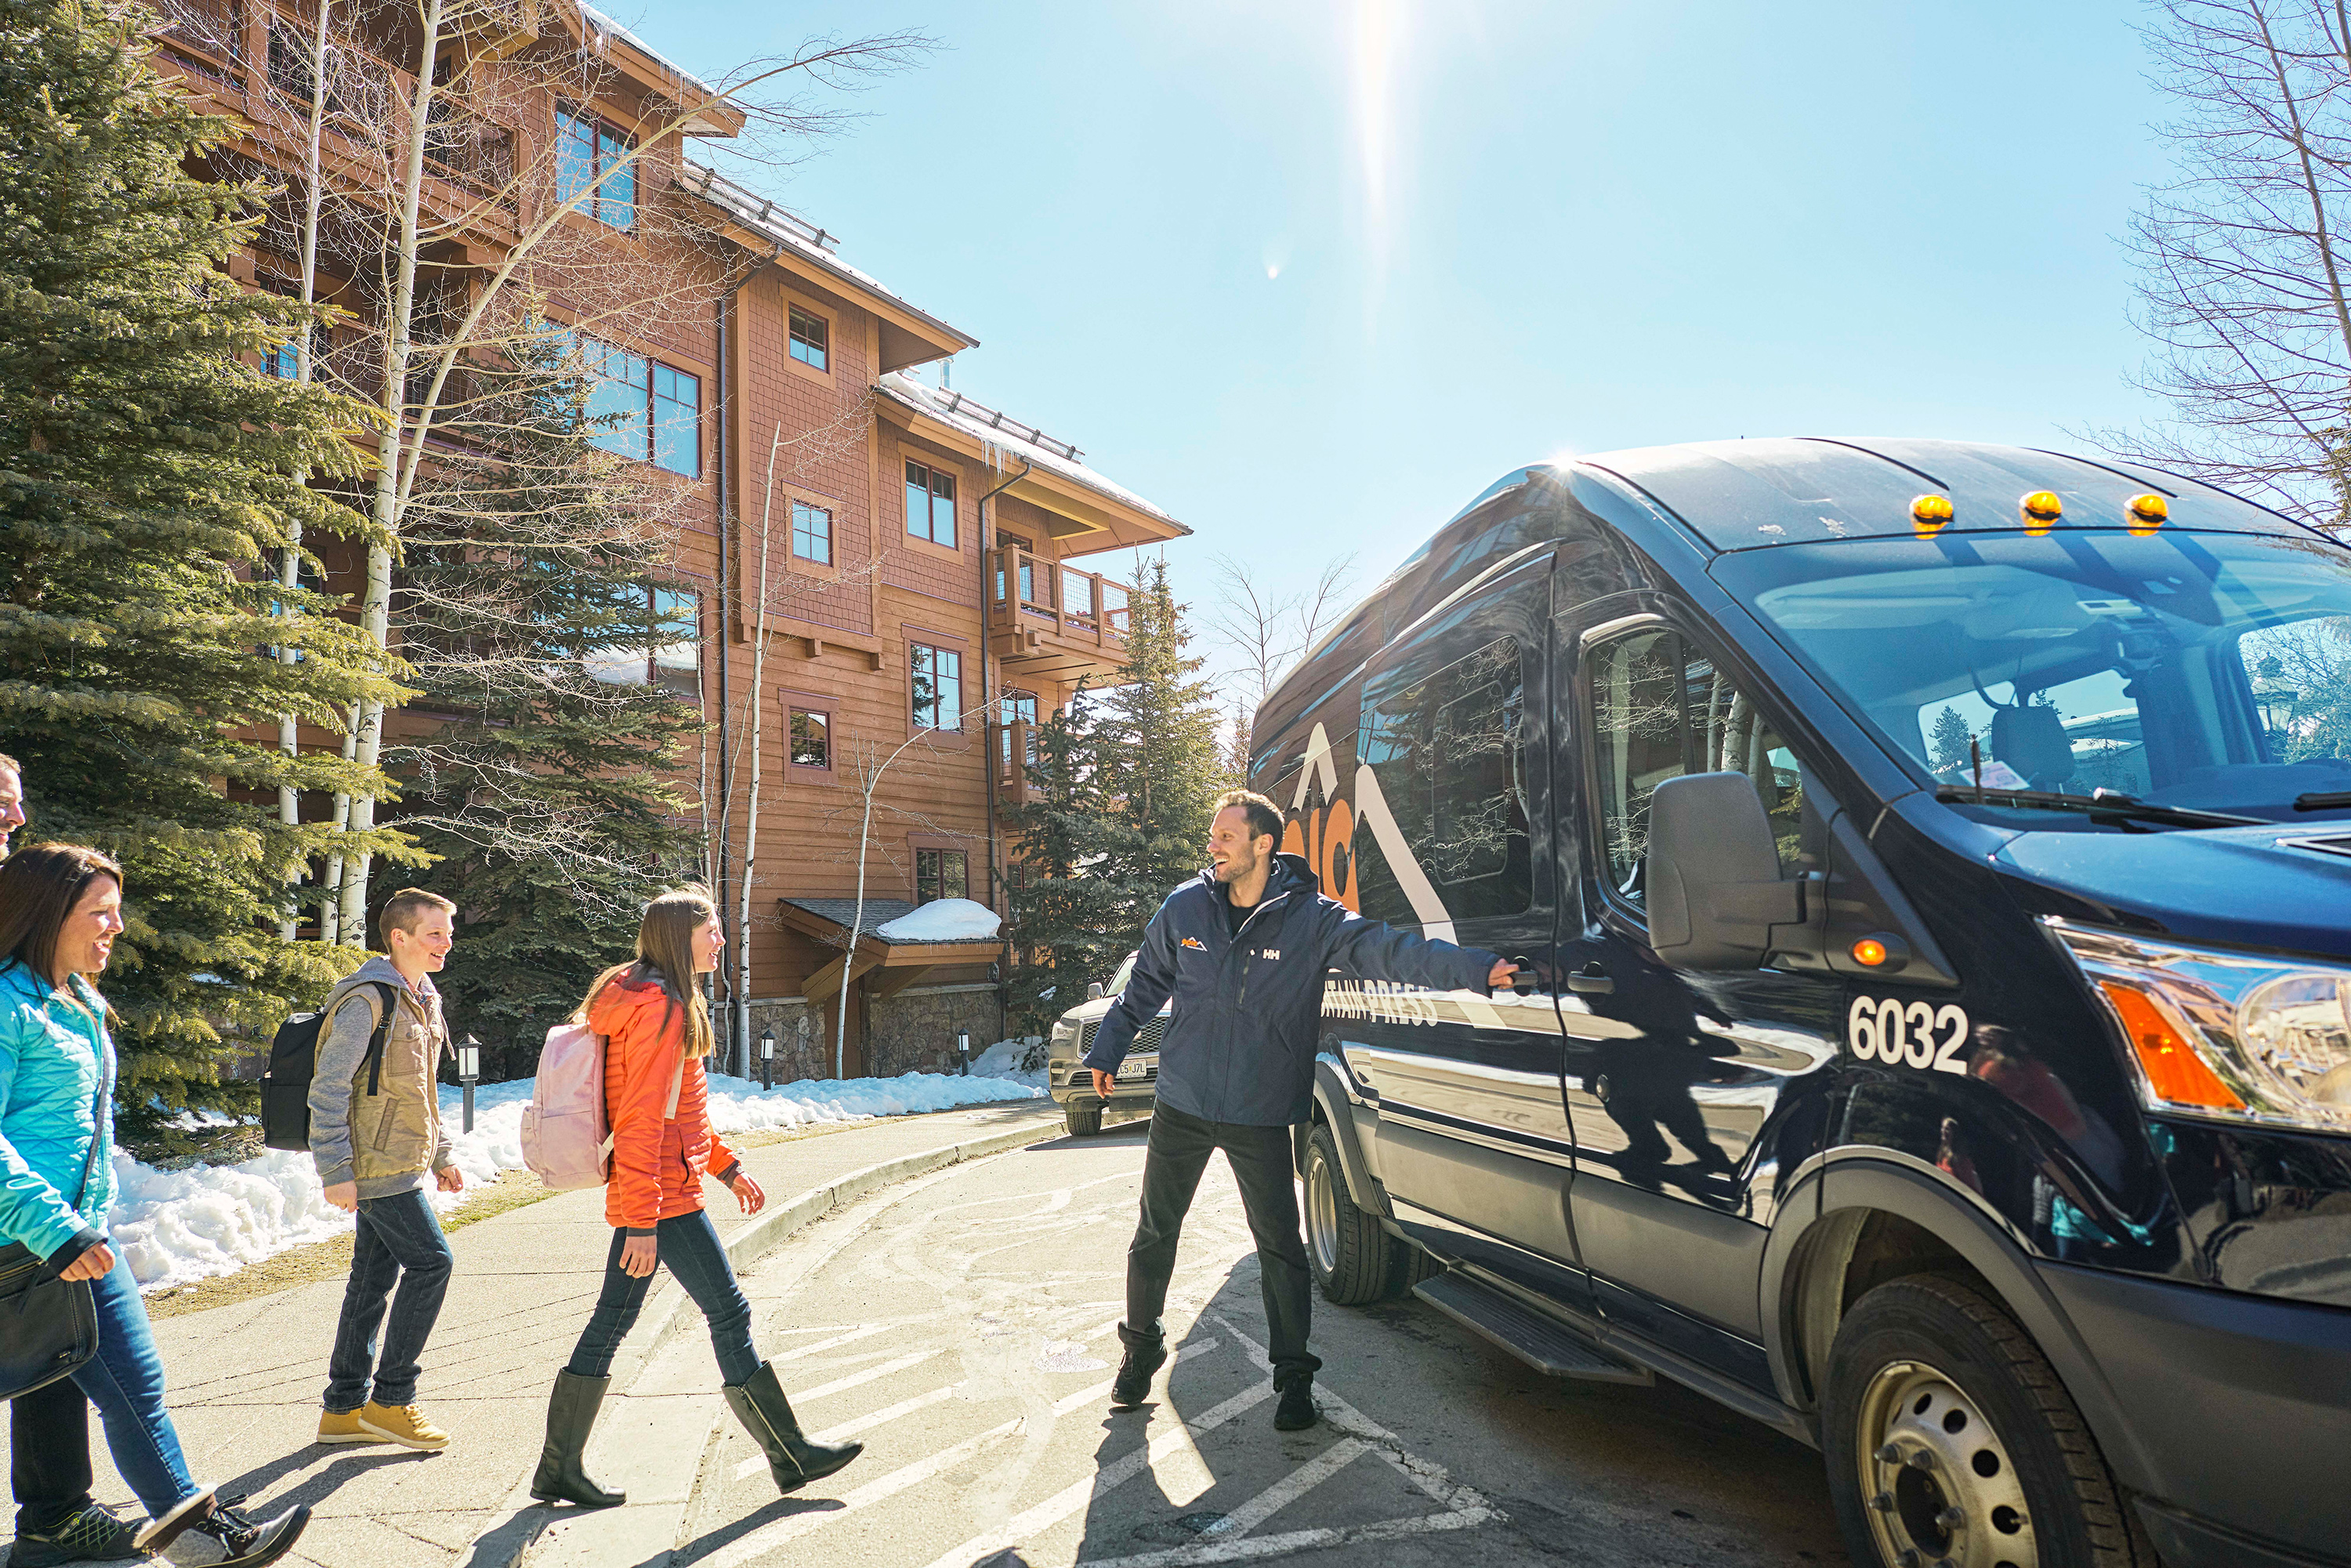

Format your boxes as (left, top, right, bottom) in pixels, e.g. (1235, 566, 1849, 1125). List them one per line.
(1179, 936, 1208, 951)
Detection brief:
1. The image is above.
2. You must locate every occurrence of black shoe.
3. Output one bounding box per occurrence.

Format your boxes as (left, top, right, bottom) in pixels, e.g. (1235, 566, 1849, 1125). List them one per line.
(1273, 1378, 1318, 1431)
(162, 1497, 310, 1568)
(529, 1370, 626, 1508)
(10, 1503, 143, 1566)
(723, 1362, 864, 1496)
(1110, 1335, 1167, 1410)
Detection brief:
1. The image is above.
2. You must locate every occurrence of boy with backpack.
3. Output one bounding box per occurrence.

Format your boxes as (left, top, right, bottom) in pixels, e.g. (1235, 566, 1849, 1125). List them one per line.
(306, 889, 465, 1452)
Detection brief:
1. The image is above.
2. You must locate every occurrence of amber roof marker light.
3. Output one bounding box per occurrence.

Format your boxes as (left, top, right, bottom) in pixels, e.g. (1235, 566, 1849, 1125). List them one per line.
(1910, 494, 1954, 537)
(2128, 492, 2170, 536)
(2021, 490, 2063, 536)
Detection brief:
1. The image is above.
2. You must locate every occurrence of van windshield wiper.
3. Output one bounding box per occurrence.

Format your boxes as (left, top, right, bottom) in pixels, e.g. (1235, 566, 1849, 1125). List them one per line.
(2293, 789, 2351, 811)
(1933, 785, 2262, 830)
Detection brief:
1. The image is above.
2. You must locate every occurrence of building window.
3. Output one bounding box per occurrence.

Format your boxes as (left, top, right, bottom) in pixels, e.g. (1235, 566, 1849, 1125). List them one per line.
(788, 707, 830, 769)
(788, 306, 829, 372)
(555, 107, 635, 230)
(792, 499, 832, 565)
(911, 643, 962, 731)
(260, 338, 299, 378)
(574, 332, 700, 476)
(586, 585, 701, 699)
(652, 364, 700, 477)
(915, 848, 968, 904)
(904, 460, 957, 549)
(999, 690, 1038, 771)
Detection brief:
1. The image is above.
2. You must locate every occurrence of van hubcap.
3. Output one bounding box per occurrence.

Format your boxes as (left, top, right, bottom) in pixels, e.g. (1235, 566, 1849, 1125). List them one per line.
(1856, 1360, 2036, 1568)
(1304, 1150, 1341, 1276)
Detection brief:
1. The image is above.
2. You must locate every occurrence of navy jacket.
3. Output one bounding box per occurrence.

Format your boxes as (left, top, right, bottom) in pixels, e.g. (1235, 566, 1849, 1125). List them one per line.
(1083, 853, 1501, 1127)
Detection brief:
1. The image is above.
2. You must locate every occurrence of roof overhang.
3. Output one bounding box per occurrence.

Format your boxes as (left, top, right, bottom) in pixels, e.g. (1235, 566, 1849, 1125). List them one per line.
(877, 393, 1186, 556)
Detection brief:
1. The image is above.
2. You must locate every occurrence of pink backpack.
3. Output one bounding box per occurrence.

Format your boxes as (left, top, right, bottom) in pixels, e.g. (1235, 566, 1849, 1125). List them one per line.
(520, 1019, 614, 1190)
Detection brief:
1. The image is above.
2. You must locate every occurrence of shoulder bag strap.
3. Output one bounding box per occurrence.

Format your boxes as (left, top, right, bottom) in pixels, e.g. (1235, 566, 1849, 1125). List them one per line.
(363, 982, 400, 1097)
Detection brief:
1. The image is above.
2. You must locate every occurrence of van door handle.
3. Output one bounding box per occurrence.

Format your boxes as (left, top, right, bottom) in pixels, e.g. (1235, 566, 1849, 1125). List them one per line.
(1566, 961, 1614, 996)
(1505, 955, 1539, 996)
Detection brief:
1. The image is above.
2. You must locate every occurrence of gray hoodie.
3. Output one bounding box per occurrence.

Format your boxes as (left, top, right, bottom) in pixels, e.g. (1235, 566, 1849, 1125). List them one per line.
(306, 956, 453, 1199)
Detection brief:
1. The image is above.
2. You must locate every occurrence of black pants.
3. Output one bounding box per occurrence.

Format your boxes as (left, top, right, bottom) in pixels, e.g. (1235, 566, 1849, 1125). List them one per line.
(1122, 1103, 1323, 1389)
(12, 1378, 92, 1534)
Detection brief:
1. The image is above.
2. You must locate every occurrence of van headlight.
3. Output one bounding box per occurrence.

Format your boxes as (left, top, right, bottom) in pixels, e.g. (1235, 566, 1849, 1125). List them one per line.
(2048, 918, 2351, 1133)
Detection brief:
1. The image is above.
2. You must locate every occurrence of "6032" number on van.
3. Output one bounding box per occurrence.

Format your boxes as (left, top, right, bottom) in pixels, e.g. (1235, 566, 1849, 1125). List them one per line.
(1847, 996, 1971, 1074)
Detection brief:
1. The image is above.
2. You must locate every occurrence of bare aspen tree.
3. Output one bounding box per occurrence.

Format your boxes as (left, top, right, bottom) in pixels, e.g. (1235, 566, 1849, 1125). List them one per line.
(2106, 0, 2351, 523)
(1203, 551, 1355, 739)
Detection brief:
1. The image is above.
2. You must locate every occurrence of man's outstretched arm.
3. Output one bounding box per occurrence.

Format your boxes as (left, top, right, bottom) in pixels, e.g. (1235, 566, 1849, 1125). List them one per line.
(1322, 905, 1512, 993)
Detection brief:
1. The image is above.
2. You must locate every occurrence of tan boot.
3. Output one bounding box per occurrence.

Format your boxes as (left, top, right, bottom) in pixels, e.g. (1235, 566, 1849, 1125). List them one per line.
(357, 1401, 449, 1451)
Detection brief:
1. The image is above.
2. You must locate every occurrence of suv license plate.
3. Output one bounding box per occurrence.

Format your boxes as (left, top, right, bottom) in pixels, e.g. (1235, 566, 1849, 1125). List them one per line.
(1117, 1059, 1151, 1080)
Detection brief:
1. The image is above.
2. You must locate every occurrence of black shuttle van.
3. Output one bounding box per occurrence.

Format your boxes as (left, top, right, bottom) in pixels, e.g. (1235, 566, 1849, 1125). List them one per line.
(1255, 438, 2351, 1568)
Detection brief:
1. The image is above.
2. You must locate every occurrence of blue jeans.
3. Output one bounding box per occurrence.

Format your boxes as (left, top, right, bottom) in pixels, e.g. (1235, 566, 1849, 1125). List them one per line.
(324, 1189, 453, 1413)
(71, 1256, 200, 1520)
(566, 1210, 758, 1387)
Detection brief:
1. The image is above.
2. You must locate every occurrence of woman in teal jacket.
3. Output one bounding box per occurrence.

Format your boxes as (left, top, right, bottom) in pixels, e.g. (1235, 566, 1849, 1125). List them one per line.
(0, 846, 309, 1568)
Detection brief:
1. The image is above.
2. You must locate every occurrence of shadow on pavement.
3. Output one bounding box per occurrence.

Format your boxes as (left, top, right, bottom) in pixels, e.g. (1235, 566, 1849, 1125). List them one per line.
(220, 1445, 426, 1512)
(672, 1494, 844, 1564)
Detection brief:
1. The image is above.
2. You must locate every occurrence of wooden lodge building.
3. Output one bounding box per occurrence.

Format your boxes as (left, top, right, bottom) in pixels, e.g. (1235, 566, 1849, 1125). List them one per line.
(153, 0, 1188, 1081)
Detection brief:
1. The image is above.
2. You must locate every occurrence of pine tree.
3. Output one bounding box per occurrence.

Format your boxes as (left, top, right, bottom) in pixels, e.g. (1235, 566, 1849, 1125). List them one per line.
(392, 334, 706, 1077)
(0, 0, 409, 1146)
(1001, 686, 1132, 1034)
(1097, 558, 1225, 914)
(1929, 705, 1975, 773)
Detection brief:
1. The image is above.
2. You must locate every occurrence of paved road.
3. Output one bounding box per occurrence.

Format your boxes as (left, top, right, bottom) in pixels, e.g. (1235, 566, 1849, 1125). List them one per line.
(531, 1119, 1848, 1568)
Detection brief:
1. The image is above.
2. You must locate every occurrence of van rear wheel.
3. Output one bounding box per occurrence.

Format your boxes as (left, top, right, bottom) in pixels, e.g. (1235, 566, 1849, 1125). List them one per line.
(1303, 1122, 1390, 1305)
(1824, 1274, 2143, 1568)
(1063, 1102, 1102, 1137)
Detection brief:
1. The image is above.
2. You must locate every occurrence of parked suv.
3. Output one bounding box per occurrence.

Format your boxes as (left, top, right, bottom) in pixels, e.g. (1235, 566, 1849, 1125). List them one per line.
(1257, 437, 2351, 1568)
(1046, 951, 1167, 1135)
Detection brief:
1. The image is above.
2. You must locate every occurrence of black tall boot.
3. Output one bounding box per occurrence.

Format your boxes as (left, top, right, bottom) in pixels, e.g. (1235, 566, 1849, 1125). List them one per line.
(530, 1371, 626, 1508)
(723, 1362, 863, 1495)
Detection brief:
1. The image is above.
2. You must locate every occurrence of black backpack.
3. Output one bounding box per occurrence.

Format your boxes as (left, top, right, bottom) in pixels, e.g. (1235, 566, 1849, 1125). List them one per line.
(259, 982, 400, 1153)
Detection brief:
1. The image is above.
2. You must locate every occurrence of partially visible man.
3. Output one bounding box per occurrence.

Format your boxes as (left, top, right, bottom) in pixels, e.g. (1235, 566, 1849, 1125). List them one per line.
(1083, 789, 1515, 1431)
(308, 889, 465, 1453)
(0, 751, 132, 1566)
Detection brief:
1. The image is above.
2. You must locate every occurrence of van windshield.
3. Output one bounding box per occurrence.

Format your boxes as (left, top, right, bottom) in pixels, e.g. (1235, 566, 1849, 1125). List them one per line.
(1714, 531, 2351, 820)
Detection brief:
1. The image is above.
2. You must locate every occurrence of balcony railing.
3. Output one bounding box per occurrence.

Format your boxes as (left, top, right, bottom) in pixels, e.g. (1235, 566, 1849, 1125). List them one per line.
(987, 546, 1132, 657)
(991, 719, 1035, 805)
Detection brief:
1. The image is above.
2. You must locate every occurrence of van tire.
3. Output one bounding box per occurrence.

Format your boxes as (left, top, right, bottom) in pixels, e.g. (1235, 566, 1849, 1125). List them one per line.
(1063, 1103, 1102, 1138)
(1824, 1273, 2143, 1568)
(1304, 1122, 1390, 1305)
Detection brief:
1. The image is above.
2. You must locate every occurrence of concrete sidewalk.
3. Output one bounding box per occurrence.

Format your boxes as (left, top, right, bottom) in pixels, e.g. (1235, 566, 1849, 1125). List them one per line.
(0, 1099, 1062, 1568)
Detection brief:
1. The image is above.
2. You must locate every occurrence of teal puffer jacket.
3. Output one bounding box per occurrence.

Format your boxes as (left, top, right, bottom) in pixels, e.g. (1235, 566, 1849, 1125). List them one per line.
(0, 958, 116, 1262)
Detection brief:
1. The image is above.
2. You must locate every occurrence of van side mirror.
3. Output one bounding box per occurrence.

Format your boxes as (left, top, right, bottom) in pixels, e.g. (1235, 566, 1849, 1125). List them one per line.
(1086, 981, 1107, 1001)
(1647, 772, 1806, 969)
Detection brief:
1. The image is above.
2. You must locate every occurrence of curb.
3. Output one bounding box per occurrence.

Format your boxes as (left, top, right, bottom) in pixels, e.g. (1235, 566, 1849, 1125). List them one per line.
(458, 1110, 1059, 1568)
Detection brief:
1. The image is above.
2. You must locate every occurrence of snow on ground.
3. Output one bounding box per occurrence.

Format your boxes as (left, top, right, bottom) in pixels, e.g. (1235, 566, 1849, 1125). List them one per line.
(110, 1055, 1043, 1293)
(875, 898, 1001, 942)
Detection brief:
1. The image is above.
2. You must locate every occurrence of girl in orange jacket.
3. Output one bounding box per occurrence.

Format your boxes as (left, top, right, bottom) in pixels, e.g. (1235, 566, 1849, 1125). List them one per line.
(528, 887, 863, 1510)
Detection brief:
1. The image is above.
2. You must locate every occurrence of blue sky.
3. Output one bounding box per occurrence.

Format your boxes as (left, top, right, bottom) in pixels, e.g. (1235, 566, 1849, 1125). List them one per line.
(638, 0, 2170, 683)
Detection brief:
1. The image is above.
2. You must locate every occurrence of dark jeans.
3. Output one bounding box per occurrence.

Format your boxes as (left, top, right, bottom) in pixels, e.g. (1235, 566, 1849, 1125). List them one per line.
(325, 1189, 454, 1413)
(566, 1209, 759, 1388)
(1122, 1103, 1322, 1389)
(73, 1256, 199, 1520)
(13, 1376, 90, 1534)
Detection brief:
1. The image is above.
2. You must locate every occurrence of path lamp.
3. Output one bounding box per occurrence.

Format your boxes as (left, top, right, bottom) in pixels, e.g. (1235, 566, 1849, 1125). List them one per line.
(957, 1029, 972, 1076)
(759, 1026, 776, 1092)
(458, 1034, 481, 1135)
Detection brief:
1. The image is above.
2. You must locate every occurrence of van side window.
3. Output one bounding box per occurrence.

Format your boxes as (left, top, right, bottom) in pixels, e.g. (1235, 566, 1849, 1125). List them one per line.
(1588, 628, 1807, 909)
(1356, 637, 1531, 922)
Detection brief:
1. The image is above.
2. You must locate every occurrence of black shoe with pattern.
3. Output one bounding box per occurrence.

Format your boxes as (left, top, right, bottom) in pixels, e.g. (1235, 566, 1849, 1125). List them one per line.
(161, 1496, 310, 1568)
(10, 1503, 143, 1566)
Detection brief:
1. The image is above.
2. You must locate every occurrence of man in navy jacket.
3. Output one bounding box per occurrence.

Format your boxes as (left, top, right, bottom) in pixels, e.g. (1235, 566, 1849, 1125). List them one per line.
(1083, 788, 1513, 1429)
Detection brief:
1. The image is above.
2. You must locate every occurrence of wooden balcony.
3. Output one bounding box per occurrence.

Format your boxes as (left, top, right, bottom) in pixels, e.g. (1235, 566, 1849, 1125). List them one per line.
(992, 719, 1035, 806)
(987, 546, 1133, 683)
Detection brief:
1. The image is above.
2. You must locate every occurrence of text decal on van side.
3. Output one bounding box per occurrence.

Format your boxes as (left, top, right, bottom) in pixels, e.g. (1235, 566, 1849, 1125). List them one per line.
(1847, 996, 1972, 1074)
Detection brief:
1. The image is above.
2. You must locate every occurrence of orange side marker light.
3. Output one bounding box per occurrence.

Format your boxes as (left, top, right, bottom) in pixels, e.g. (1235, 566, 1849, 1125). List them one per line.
(2098, 980, 2245, 1110)
(1851, 937, 1889, 967)
(2128, 492, 2169, 536)
(1910, 494, 1954, 537)
(2021, 490, 2063, 537)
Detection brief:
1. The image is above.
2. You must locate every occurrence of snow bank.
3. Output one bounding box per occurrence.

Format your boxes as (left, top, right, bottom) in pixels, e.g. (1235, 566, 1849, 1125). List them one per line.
(967, 1036, 1049, 1092)
(875, 898, 1001, 943)
(112, 1066, 1040, 1293)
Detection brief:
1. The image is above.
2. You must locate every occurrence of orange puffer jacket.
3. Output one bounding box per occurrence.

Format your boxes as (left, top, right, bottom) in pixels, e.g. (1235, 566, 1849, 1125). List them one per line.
(589, 968, 741, 1233)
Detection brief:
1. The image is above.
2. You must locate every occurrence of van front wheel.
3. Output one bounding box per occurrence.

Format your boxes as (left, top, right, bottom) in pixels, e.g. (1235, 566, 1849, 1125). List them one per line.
(1303, 1122, 1390, 1305)
(1824, 1274, 2143, 1568)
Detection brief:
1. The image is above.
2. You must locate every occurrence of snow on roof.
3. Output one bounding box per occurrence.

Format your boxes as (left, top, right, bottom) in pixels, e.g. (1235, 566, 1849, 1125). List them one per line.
(875, 898, 1002, 943)
(677, 162, 973, 352)
(575, 2, 720, 101)
(875, 372, 1188, 534)
(781, 896, 1000, 946)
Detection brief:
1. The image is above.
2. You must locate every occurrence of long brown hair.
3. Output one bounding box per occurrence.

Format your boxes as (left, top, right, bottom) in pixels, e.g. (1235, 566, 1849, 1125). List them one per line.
(0, 844, 123, 987)
(579, 885, 717, 1059)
